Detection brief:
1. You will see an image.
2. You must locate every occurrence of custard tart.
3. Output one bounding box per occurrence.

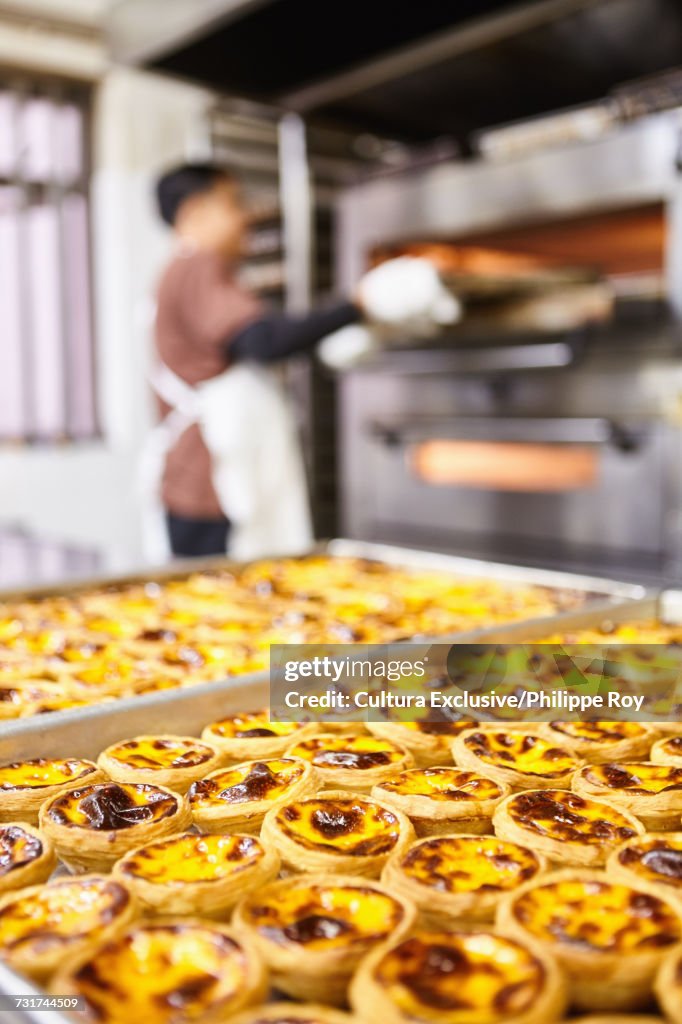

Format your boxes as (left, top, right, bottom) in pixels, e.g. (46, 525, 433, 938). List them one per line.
(0, 757, 106, 824)
(372, 767, 510, 836)
(382, 833, 546, 926)
(40, 781, 191, 872)
(284, 733, 413, 791)
(606, 832, 682, 908)
(0, 822, 55, 894)
(493, 790, 644, 866)
(261, 790, 415, 876)
(201, 710, 317, 760)
(114, 831, 279, 917)
(53, 919, 267, 1024)
(366, 720, 472, 768)
(650, 734, 682, 768)
(350, 929, 566, 1024)
(0, 874, 136, 983)
(189, 757, 317, 834)
(538, 722, 657, 764)
(654, 945, 682, 1024)
(497, 869, 682, 1011)
(233, 873, 414, 1005)
(452, 729, 583, 790)
(230, 1004, 356, 1024)
(573, 762, 682, 830)
(98, 735, 223, 794)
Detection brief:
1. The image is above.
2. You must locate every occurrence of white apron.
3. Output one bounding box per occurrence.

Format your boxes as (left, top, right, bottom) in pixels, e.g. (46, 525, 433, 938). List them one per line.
(140, 361, 313, 562)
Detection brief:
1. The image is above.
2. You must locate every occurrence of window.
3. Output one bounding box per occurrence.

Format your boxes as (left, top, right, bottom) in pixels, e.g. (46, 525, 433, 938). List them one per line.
(0, 77, 97, 443)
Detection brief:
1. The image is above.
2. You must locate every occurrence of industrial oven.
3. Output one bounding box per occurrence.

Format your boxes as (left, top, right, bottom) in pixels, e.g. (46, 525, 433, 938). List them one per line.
(336, 110, 682, 583)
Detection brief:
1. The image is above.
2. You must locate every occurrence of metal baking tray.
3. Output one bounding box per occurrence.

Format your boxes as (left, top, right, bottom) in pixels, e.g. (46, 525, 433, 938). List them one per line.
(0, 539, 651, 762)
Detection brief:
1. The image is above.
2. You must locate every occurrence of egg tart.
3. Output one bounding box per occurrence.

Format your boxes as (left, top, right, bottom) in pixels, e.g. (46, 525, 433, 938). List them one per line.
(538, 722, 657, 764)
(230, 1004, 356, 1024)
(284, 733, 413, 792)
(98, 735, 223, 794)
(493, 790, 644, 866)
(234, 873, 414, 1005)
(453, 729, 583, 790)
(654, 945, 682, 1024)
(201, 710, 317, 760)
(189, 757, 317, 834)
(573, 762, 682, 830)
(261, 790, 415, 876)
(0, 822, 55, 894)
(382, 833, 546, 927)
(606, 832, 682, 908)
(372, 767, 510, 836)
(40, 781, 191, 873)
(0, 874, 136, 983)
(366, 720, 472, 768)
(497, 869, 682, 1011)
(114, 831, 279, 917)
(53, 919, 267, 1024)
(650, 734, 682, 768)
(0, 757, 106, 824)
(350, 929, 566, 1024)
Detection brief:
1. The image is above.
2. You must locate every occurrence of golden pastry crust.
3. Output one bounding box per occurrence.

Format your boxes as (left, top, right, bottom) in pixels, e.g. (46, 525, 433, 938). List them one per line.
(349, 928, 566, 1024)
(382, 833, 546, 926)
(230, 1003, 356, 1024)
(606, 832, 682, 908)
(0, 822, 56, 895)
(573, 762, 682, 830)
(539, 722, 657, 764)
(366, 720, 472, 768)
(0, 758, 107, 824)
(654, 945, 682, 1024)
(113, 831, 279, 917)
(188, 757, 317, 834)
(284, 733, 413, 791)
(497, 869, 682, 1012)
(0, 874, 136, 983)
(201, 710, 318, 760)
(372, 767, 510, 836)
(233, 873, 415, 1005)
(97, 734, 223, 794)
(39, 781, 191, 873)
(53, 918, 267, 1024)
(453, 729, 583, 789)
(261, 790, 415, 877)
(650, 734, 682, 768)
(493, 789, 645, 866)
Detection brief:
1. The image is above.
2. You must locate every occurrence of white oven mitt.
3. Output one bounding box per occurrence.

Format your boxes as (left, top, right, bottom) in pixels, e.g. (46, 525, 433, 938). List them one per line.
(358, 256, 461, 328)
(318, 257, 461, 370)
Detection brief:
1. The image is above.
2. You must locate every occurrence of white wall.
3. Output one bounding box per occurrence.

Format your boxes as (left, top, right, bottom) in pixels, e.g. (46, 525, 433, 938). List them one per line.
(0, 61, 213, 570)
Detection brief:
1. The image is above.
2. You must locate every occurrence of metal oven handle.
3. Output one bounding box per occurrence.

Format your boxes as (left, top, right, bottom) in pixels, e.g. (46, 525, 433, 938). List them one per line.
(370, 417, 644, 452)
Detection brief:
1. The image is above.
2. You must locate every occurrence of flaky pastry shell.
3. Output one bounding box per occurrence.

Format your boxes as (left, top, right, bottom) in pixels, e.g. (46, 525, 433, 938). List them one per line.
(233, 872, 415, 1005)
(372, 767, 510, 837)
(39, 781, 191, 873)
(113, 831, 279, 917)
(0, 874, 137, 983)
(97, 734, 224, 794)
(260, 789, 415, 877)
(493, 789, 645, 867)
(497, 868, 682, 1012)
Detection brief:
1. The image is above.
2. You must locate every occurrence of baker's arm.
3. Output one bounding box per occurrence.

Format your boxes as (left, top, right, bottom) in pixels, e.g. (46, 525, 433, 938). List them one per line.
(230, 302, 360, 363)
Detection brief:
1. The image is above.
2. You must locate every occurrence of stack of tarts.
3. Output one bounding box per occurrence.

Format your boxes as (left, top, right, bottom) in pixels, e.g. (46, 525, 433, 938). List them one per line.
(0, 716, 679, 1024)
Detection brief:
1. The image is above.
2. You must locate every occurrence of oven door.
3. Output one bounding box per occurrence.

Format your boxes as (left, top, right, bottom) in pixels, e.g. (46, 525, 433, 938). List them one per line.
(362, 416, 666, 562)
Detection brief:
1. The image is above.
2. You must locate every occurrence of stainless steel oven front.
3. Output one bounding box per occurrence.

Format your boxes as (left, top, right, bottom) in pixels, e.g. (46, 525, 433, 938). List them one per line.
(338, 339, 682, 580)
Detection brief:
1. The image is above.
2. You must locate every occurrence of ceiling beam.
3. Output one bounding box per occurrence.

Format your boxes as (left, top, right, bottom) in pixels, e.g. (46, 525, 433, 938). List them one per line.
(280, 0, 609, 112)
